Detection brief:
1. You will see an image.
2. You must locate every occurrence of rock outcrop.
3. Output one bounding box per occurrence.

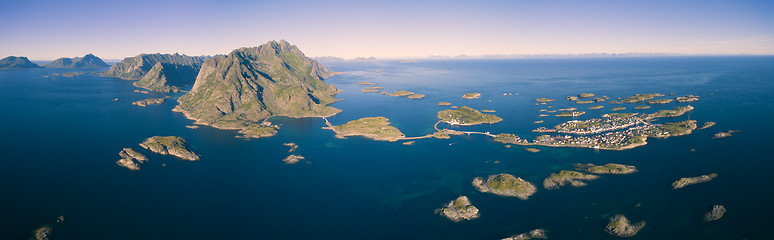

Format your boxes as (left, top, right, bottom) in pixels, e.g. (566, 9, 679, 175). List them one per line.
(45, 54, 108, 68)
(174, 40, 340, 136)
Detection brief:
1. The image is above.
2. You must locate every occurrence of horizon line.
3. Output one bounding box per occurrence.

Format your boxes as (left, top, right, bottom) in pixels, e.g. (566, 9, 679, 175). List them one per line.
(21, 52, 774, 62)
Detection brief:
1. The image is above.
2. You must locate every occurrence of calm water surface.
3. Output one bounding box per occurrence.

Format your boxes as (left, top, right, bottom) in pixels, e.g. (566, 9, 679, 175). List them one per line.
(1, 57, 773, 239)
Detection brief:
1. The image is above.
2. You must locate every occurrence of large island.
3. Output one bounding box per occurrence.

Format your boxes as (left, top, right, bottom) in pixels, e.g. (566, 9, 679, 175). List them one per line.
(174, 40, 341, 138)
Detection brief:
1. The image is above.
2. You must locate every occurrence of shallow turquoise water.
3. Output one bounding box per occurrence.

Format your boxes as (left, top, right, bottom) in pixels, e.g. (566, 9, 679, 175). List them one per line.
(1, 57, 773, 239)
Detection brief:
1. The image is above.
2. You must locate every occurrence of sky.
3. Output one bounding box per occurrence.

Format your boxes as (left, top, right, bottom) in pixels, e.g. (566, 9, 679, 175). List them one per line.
(1, 0, 773, 60)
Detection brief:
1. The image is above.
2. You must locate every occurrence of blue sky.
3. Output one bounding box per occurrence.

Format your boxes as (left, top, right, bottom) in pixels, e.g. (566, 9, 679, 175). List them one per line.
(1, 0, 772, 60)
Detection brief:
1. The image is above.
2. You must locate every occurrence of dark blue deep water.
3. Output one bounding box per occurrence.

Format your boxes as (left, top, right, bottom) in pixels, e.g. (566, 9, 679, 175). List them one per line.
(1, 57, 773, 239)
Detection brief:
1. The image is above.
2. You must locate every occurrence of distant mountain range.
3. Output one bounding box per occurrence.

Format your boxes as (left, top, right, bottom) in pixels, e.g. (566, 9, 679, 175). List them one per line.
(0, 56, 41, 69)
(45, 54, 109, 68)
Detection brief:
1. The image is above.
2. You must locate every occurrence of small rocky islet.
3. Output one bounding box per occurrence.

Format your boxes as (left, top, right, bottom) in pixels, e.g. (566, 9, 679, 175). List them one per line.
(116, 148, 148, 171)
(132, 98, 165, 107)
(543, 170, 599, 189)
(606, 214, 645, 237)
(139, 136, 199, 161)
(574, 163, 637, 174)
(703, 205, 726, 222)
(436, 196, 480, 222)
(672, 173, 718, 189)
(473, 173, 537, 200)
(501, 229, 547, 240)
(462, 92, 481, 99)
(283, 155, 305, 164)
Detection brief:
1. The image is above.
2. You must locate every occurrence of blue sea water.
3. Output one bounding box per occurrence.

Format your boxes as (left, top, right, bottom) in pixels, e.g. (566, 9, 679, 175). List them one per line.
(1, 57, 773, 239)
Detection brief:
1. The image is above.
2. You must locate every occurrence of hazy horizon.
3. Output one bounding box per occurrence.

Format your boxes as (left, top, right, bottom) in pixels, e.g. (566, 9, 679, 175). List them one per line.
(2, 0, 773, 60)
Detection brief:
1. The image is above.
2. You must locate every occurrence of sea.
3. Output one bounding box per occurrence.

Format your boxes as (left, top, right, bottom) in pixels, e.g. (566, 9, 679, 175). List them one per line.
(1, 56, 773, 239)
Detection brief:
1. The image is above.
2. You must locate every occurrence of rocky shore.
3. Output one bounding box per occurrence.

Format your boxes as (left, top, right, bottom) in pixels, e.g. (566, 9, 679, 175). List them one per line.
(605, 214, 645, 237)
(139, 136, 199, 161)
(473, 174, 537, 200)
(672, 173, 717, 189)
(436, 196, 480, 222)
(543, 170, 599, 189)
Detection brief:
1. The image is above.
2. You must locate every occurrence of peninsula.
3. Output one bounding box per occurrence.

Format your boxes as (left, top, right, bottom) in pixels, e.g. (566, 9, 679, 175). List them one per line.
(473, 174, 537, 200)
